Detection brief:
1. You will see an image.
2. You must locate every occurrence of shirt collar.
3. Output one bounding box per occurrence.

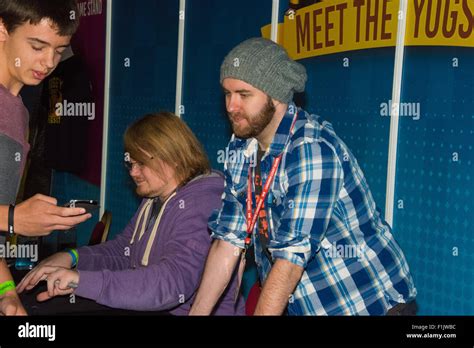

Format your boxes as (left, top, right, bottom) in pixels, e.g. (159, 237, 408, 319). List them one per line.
(267, 101, 298, 157)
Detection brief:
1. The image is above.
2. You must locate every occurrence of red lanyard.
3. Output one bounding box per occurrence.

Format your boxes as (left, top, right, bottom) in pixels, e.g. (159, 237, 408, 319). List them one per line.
(244, 153, 282, 248)
(244, 111, 298, 249)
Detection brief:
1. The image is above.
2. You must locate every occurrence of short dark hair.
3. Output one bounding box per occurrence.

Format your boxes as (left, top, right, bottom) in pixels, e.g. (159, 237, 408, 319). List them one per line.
(0, 0, 80, 36)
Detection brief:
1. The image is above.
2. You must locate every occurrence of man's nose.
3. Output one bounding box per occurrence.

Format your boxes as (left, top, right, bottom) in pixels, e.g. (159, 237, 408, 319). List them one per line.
(129, 164, 140, 176)
(226, 94, 240, 113)
(42, 50, 55, 70)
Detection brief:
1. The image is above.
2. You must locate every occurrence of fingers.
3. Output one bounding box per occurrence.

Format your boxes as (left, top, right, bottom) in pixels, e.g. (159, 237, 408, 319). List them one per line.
(16, 266, 47, 293)
(50, 213, 92, 229)
(16, 268, 37, 293)
(6, 301, 28, 316)
(36, 291, 53, 302)
(45, 269, 77, 298)
(0, 296, 27, 316)
(47, 275, 55, 298)
(37, 288, 70, 302)
(17, 265, 56, 293)
(54, 279, 75, 292)
(32, 194, 57, 205)
(51, 206, 88, 217)
(2, 302, 17, 315)
(18, 254, 77, 293)
(46, 270, 63, 297)
(16, 306, 28, 316)
(29, 196, 88, 217)
(24, 273, 48, 292)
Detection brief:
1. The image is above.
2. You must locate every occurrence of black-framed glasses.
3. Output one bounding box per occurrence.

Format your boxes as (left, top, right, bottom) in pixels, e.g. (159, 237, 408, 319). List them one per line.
(124, 156, 154, 172)
(124, 160, 143, 171)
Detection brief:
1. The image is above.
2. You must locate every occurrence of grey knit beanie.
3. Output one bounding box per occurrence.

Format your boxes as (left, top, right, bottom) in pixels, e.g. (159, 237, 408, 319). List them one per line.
(220, 37, 307, 103)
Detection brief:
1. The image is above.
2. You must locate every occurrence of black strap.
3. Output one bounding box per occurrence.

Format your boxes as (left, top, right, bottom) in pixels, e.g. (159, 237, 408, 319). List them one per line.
(255, 150, 273, 265)
(8, 204, 15, 235)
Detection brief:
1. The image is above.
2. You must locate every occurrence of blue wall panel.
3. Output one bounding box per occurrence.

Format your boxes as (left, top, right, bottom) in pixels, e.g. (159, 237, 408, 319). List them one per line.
(181, 0, 273, 297)
(106, 0, 179, 239)
(394, 47, 474, 315)
(181, 0, 273, 171)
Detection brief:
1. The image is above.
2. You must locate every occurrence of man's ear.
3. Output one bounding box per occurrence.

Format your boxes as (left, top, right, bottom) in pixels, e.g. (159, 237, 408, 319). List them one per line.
(271, 98, 281, 108)
(0, 19, 9, 42)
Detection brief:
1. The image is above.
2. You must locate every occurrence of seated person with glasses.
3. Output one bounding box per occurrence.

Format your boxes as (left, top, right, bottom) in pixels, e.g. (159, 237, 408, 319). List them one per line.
(17, 112, 245, 315)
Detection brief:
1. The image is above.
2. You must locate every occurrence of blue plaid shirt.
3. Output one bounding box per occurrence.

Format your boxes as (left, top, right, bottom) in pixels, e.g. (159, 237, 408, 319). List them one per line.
(209, 102, 416, 315)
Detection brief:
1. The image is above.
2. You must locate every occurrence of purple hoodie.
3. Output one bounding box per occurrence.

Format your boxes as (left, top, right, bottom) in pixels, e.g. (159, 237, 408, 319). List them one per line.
(75, 172, 245, 315)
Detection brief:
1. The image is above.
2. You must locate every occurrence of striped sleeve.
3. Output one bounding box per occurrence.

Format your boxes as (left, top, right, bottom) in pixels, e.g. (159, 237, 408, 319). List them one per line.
(208, 152, 247, 249)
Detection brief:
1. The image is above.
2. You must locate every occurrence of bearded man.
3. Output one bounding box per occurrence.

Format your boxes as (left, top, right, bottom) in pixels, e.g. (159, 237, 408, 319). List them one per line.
(190, 37, 417, 316)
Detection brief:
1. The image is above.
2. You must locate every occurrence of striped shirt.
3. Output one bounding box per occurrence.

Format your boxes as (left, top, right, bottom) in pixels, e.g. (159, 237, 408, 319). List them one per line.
(209, 102, 416, 315)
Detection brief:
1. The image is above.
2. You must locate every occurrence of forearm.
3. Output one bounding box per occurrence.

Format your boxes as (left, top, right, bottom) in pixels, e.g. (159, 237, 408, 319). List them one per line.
(0, 258, 17, 297)
(189, 239, 241, 315)
(0, 258, 14, 283)
(77, 240, 129, 271)
(76, 259, 198, 311)
(0, 205, 8, 232)
(254, 258, 304, 315)
(77, 218, 138, 271)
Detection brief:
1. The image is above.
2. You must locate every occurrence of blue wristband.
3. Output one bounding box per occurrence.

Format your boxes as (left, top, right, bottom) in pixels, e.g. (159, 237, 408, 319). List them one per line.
(65, 249, 78, 267)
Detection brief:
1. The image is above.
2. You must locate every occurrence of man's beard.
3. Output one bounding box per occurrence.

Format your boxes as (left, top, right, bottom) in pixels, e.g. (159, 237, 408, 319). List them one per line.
(228, 96, 275, 139)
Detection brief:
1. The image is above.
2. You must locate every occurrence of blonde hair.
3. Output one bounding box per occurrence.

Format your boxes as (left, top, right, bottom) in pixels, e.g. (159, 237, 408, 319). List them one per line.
(124, 112, 210, 187)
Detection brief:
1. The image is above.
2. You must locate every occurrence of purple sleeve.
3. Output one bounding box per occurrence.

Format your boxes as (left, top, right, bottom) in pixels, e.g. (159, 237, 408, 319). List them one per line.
(74, 195, 212, 311)
(76, 200, 146, 271)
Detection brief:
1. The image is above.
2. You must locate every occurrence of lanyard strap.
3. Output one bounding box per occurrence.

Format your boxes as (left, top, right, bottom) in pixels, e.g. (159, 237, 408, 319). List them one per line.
(245, 154, 282, 247)
(244, 110, 298, 249)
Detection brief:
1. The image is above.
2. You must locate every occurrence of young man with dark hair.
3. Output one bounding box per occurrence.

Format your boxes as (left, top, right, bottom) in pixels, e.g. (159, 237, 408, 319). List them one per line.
(0, 0, 90, 315)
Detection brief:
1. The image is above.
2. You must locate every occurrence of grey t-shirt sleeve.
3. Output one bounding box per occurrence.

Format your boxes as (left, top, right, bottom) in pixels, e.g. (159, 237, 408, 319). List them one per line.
(0, 133, 23, 205)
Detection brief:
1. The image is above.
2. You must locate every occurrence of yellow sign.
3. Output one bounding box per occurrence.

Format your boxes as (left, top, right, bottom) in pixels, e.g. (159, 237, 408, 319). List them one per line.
(262, 0, 474, 60)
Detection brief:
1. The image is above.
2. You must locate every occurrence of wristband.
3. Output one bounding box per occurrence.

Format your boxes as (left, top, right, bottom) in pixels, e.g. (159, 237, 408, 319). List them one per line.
(66, 249, 79, 267)
(8, 204, 15, 235)
(0, 280, 16, 296)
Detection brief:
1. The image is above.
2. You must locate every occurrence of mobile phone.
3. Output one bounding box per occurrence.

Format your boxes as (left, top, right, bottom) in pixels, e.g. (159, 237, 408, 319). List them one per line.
(64, 200, 99, 214)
